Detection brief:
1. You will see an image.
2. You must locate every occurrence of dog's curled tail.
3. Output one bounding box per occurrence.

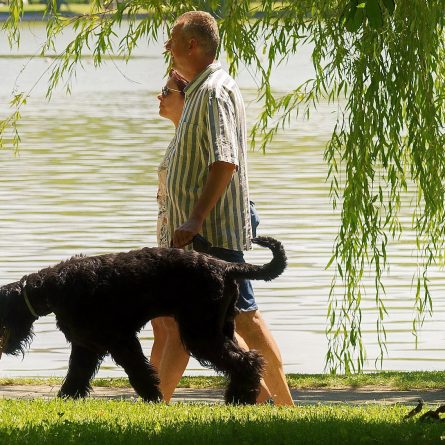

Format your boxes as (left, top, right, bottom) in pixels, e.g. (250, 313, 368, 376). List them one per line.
(226, 236, 287, 282)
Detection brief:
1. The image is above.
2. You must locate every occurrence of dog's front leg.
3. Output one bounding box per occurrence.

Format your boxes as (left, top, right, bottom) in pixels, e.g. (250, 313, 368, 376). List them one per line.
(58, 343, 103, 399)
(108, 336, 162, 403)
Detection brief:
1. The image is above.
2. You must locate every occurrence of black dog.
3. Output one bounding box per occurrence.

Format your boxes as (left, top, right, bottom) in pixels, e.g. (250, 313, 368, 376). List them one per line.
(0, 236, 286, 404)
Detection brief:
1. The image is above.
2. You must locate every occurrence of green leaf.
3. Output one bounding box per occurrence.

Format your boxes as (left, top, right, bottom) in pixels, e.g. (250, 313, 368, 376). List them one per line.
(381, 0, 395, 14)
(366, 0, 384, 29)
(339, 1, 353, 26)
(326, 253, 336, 270)
(344, 4, 365, 33)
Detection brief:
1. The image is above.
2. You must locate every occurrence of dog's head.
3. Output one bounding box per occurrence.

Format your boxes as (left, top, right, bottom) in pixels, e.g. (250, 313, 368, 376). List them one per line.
(0, 281, 36, 358)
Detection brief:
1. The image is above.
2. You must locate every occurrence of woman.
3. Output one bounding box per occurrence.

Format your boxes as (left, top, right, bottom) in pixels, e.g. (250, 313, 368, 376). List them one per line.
(150, 70, 190, 400)
(154, 70, 188, 249)
(150, 70, 273, 404)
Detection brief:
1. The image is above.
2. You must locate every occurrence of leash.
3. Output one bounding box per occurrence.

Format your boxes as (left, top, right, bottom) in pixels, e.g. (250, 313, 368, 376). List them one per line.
(191, 234, 212, 253)
(170, 234, 212, 253)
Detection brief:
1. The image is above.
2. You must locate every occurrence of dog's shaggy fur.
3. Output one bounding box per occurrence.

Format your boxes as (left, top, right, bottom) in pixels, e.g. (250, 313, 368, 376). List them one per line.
(0, 237, 286, 404)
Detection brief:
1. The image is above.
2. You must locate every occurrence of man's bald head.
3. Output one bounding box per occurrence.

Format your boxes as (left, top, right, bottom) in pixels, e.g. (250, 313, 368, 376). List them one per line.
(175, 11, 220, 58)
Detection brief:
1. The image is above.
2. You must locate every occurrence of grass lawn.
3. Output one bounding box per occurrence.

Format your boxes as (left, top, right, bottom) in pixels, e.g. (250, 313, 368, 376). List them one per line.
(0, 372, 444, 444)
(0, 399, 444, 445)
(1, 370, 445, 390)
(286, 371, 445, 390)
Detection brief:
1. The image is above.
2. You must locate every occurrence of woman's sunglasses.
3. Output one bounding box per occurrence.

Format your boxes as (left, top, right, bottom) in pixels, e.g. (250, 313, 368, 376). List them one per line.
(161, 86, 182, 97)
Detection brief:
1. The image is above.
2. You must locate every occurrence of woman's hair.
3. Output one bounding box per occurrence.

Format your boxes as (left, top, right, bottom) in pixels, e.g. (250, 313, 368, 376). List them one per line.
(169, 70, 188, 95)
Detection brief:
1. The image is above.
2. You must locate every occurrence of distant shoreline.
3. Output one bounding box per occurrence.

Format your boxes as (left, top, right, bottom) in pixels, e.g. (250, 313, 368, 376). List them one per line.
(0, 7, 268, 22)
(0, 11, 151, 21)
(0, 11, 48, 21)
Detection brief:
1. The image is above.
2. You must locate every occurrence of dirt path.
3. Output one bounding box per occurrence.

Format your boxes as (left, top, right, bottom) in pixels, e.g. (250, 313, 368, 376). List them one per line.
(1, 385, 445, 405)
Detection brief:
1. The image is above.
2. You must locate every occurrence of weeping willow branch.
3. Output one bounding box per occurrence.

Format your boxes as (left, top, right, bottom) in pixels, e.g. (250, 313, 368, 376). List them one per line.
(249, 0, 445, 373)
(1, 0, 445, 373)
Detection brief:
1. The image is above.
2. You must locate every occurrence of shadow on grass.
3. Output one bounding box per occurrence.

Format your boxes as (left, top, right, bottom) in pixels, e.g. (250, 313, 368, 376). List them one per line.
(1, 417, 443, 445)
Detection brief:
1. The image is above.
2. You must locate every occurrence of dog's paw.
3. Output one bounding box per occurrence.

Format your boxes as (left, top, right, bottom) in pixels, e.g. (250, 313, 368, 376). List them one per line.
(57, 385, 90, 400)
(141, 388, 163, 403)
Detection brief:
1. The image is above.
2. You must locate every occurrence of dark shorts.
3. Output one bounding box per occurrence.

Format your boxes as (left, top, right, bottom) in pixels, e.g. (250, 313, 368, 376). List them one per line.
(207, 202, 260, 312)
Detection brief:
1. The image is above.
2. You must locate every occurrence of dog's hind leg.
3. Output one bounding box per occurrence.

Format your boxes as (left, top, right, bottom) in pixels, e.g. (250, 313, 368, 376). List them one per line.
(58, 343, 103, 399)
(209, 283, 262, 404)
(186, 334, 263, 405)
(108, 336, 162, 403)
(221, 339, 264, 405)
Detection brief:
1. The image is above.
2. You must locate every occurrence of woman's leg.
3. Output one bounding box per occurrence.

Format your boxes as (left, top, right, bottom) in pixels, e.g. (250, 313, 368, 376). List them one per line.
(152, 316, 190, 403)
(150, 317, 168, 371)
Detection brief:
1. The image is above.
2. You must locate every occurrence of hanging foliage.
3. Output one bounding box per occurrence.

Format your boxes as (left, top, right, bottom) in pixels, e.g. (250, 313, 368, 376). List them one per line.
(1, 0, 445, 373)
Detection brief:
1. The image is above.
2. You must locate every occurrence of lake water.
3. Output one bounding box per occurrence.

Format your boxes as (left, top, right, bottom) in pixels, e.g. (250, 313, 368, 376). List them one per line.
(1, 22, 445, 377)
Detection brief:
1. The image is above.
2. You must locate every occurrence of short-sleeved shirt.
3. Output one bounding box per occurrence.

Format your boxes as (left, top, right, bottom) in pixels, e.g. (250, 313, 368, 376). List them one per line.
(165, 61, 252, 251)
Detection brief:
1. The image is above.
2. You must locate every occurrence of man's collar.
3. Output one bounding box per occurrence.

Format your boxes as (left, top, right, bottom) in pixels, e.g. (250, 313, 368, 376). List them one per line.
(184, 61, 222, 96)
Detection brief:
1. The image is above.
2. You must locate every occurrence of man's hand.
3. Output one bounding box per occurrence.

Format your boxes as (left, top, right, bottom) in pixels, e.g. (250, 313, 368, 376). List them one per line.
(172, 217, 203, 248)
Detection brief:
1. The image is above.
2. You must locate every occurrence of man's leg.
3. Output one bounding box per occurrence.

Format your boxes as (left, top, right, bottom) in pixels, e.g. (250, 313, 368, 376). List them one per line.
(206, 245, 278, 404)
(235, 310, 294, 406)
(152, 316, 190, 403)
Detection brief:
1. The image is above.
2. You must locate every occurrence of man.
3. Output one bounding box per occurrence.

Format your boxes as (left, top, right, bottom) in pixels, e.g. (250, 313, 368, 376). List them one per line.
(153, 10, 294, 406)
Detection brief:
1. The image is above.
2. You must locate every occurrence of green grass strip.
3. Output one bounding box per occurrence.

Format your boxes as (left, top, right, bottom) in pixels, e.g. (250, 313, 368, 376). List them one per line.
(285, 371, 445, 390)
(1, 371, 445, 390)
(0, 399, 443, 445)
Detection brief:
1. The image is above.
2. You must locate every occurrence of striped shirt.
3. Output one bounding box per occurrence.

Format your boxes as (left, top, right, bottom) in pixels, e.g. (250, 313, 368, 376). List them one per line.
(166, 61, 252, 251)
